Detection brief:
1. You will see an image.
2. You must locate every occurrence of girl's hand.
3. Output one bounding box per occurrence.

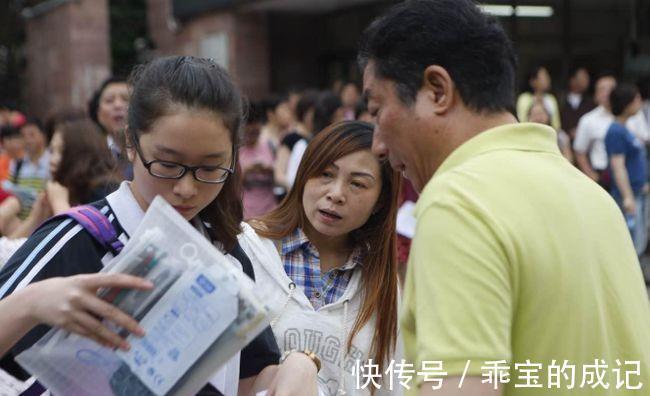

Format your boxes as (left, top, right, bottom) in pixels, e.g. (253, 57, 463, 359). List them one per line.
(19, 273, 153, 350)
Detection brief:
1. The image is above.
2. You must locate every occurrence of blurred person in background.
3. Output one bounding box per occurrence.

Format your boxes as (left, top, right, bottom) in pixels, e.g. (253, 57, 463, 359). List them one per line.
(354, 100, 374, 123)
(0, 118, 50, 223)
(274, 90, 318, 191)
(240, 101, 277, 219)
(260, 94, 293, 154)
(46, 118, 120, 215)
(0, 125, 24, 183)
(516, 65, 561, 130)
(574, 73, 649, 190)
(639, 76, 650, 126)
(286, 87, 302, 120)
(528, 101, 573, 163)
(605, 83, 648, 256)
(88, 76, 131, 179)
(312, 91, 345, 138)
(560, 66, 595, 140)
(280, 90, 347, 198)
(340, 82, 361, 120)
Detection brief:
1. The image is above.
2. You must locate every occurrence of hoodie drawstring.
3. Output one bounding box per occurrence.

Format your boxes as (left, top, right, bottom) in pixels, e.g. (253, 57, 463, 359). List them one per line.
(270, 281, 296, 328)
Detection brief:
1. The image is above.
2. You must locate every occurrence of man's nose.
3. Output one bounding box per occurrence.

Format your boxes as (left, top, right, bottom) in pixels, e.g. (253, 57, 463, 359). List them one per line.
(371, 130, 389, 162)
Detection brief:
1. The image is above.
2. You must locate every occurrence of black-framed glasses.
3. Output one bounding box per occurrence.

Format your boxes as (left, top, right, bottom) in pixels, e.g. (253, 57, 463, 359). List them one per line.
(130, 131, 236, 184)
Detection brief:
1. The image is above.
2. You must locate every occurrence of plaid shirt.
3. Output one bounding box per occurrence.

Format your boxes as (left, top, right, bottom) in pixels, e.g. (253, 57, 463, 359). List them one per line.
(281, 228, 363, 310)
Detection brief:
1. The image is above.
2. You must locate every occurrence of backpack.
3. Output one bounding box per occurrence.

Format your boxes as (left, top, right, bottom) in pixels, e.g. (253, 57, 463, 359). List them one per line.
(19, 205, 123, 396)
(49, 205, 124, 255)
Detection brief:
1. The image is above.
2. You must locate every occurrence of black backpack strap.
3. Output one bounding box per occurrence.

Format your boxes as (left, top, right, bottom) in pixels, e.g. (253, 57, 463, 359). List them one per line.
(228, 241, 255, 281)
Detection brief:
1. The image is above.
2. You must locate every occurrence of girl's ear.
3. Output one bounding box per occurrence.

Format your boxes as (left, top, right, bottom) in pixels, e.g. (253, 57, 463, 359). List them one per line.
(126, 147, 135, 162)
(124, 130, 135, 162)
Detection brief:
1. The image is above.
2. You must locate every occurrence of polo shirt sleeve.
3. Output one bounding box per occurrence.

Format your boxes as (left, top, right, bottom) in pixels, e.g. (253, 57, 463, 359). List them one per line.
(605, 125, 627, 156)
(405, 197, 512, 379)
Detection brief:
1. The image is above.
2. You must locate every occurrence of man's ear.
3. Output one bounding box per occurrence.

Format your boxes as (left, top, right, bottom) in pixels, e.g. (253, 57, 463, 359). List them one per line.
(421, 65, 455, 115)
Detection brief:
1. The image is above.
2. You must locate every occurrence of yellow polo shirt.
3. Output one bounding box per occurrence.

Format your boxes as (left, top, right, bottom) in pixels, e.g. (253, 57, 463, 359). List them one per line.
(402, 123, 650, 395)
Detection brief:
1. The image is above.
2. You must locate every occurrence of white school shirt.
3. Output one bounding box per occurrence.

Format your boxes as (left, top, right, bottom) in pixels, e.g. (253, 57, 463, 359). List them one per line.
(573, 106, 650, 170)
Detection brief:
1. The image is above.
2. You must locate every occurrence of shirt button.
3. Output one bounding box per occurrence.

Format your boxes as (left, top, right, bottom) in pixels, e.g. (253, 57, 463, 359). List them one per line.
(329, 272, 336, 279)
(314, 291, 322, 298)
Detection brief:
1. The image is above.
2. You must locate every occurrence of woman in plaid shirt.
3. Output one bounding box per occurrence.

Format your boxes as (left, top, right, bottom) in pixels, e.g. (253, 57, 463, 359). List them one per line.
(248, 121, 403, 395)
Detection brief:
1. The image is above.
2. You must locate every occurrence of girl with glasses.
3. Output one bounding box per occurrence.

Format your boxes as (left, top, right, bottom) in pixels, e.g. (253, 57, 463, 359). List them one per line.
(0, 56, 299, 396)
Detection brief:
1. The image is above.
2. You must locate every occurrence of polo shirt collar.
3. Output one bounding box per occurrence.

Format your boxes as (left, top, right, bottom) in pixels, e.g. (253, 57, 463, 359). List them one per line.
(433, 122, 560, 179)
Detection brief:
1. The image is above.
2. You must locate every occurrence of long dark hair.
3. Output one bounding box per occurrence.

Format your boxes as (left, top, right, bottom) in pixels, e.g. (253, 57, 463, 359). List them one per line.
(126, 56, 244, 250)
(54, 119, 118, 204)
(252, 121, 401, 372)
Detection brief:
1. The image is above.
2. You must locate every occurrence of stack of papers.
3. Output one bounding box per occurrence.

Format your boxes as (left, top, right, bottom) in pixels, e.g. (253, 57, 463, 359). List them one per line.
(16, 196, 271, 396)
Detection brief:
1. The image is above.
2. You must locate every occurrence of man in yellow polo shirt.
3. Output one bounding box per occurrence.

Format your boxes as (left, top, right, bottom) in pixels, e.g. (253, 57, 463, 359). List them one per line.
(359, 0, 650, 395)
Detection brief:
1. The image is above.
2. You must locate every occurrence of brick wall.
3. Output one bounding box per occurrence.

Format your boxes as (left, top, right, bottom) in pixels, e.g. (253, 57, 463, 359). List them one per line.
(24, 0, 110, 120)
(147, 0, 270, 100)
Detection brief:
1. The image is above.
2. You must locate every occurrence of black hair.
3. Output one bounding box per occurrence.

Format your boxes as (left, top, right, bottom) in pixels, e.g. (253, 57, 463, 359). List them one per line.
(595, 70, 617, 83)
(637, 76, 650, 100)
(127, 55, 244, 250)
(260, 94, 288, 123)
(312, 91, 342, 134)
(609, 83, 639, 116)
(358, 0, 517, 114)
(0, 125, 20, 142)
(354, 99, 369, 119)
(245, 100, 264, 125)
(568, 65, 588, 80)
(521, 65, 547, 93)
(88, 76, 127, 129)
(20, 117, 45, 135)
(296, 89, 319, 123)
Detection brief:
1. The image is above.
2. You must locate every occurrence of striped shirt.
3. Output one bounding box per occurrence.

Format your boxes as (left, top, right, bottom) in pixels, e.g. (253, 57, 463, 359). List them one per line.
(281, 227, 362, 310)
(2, 151, 50, 218)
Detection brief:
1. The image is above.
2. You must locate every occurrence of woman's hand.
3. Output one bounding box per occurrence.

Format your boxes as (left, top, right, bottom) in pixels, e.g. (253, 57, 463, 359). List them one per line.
(18, 273, 153, 350)
(265, 352, 319, 396)
(45, 181, 71, 215)
(31, 192, 53, 223)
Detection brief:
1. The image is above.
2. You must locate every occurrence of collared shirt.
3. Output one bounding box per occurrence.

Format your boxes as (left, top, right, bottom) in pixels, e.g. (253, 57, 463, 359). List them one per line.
(402, 122, 650, 395)
(281, 227, 362, 309)
(573, 105, 650, 170)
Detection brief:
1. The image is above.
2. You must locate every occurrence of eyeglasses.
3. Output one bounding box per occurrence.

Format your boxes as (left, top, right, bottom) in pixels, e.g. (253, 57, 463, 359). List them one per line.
(130, 131, 236, 184)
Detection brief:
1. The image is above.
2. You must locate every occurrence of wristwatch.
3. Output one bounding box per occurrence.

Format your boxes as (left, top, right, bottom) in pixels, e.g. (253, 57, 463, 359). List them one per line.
(280, 348, 322, 372)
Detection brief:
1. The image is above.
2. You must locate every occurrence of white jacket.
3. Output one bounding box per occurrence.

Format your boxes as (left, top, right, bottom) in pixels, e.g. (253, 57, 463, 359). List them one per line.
(239, 223, 403, 396)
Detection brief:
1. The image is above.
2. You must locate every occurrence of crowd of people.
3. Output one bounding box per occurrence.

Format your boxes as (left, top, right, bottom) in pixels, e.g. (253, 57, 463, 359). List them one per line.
(0, 0, 648, 395)
(515, 65, 650, 257)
